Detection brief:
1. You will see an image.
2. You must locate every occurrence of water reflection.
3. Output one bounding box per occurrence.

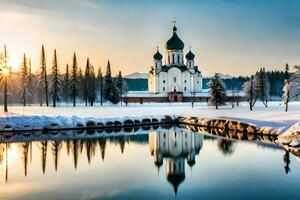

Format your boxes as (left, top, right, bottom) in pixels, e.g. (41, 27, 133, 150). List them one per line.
(149, 129, 203, 194)
(0, 126, 299, 199)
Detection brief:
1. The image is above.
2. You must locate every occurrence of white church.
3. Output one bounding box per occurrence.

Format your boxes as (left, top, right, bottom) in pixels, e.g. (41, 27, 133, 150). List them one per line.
(124, 21, 243, 103)
(148, 22, 202, 95)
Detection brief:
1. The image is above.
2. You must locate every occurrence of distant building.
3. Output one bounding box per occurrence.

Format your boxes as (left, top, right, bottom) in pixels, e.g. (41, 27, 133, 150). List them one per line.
(149, 128, 203, 194)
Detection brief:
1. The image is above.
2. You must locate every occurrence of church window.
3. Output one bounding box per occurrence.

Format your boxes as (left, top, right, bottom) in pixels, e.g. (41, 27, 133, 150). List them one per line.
(163, 133, 166, 138)
(163, 80, 165, 83)
(177, 54, 180, 63)
(184, 87, 187, 91)
(175, 142, 177, 147)
(197, 81, 199, 84)
(184, 80, 187, 83)
(168, 55, 170, 64)
(172, 54, 175, 64)
(163, 87, 165, 91)
(174, 77, 176, 82)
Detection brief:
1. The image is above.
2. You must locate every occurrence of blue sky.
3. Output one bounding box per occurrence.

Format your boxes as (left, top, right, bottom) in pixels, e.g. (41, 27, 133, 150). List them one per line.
(1, 0, 300, 76)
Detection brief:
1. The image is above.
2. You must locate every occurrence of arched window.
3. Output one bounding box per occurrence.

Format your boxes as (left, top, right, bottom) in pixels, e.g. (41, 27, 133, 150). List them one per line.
(174, 77, 176, 82)
(168, 55, 170, 64)
(177, 54, 180, 63)
(172, 54, 175, 64)
(163, 87, 165, 91)
(184, 86, 187, 91)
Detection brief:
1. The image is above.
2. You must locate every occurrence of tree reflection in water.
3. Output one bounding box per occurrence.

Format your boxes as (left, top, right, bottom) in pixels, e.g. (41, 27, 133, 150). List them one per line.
(217, 139, 235, 156)
(0, 126, 299, 195)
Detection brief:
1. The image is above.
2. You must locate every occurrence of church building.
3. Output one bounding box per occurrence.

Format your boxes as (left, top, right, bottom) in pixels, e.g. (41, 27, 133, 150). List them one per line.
(123, 21, 244, 103)
(148, 22, 202, 96)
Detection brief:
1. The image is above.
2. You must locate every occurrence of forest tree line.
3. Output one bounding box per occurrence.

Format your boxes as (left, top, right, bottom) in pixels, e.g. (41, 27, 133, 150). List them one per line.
(0, 45, 127, 107)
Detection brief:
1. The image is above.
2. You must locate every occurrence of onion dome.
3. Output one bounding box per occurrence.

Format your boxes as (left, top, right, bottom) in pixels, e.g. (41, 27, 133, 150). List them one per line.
(166, 25, 184, 50)
(153, 49, 163, 60)
(185, 50, 195, 60)
(167, 173, 185, 195)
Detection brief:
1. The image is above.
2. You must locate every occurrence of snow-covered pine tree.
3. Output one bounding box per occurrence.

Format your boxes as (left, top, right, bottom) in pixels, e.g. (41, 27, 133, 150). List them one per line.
(63, 64, 70, 105)
(20, 53, 28, 106)
(255, 68, 270, 107)
(243, 75, 258, 111)
(84, 58, 90, 106)
(51, 49, 62, 107)
(208, 73, 227, 109)
(97, 67, 103, 106)
(70, 53, 79, 107)
(39, 45, 49, 106)
(283, 65, 300, 112)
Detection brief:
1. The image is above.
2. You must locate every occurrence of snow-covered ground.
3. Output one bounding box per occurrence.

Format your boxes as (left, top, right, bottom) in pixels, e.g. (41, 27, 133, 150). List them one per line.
(0, 101, 298, 142)
(0, 101, 299, 125)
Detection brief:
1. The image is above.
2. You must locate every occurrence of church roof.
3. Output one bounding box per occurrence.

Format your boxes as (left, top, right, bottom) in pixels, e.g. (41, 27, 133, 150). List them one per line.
(167, 173, 185, 195)
(153, 49, 163, 60)
(165, 25, 184, 50)
(185, 50, 195, 60)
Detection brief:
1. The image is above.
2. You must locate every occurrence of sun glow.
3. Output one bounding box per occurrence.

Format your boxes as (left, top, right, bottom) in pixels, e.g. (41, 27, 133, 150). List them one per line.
(2, 68, 10, 77)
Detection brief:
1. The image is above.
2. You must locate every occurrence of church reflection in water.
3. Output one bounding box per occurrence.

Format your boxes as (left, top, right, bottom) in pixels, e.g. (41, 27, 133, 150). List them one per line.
(149, 128, 203, 194)
(0, 126, 298, 194)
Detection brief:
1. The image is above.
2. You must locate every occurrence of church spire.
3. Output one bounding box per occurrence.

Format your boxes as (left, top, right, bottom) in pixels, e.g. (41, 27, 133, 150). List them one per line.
(172, 18, 177, 32)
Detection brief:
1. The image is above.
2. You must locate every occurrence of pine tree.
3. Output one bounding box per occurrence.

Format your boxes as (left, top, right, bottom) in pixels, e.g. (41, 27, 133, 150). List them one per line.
(284, 63, 290, 81)
(63, 64, 70, 105)
(78, 67, 84, 102)
(51, 49, 62, 107)
(104, 60, 120, 104)
(70, 53, 78, 107)
(208, 73, 227, 109)
(116, 71, 123, 105)
(84, 58, 90, 106)
(104, 60, 113, 101)
(0, 45, 10, 112)
(39, 45, 49, 106)
(97, 67, 103, 106)
(255, 68, 270, 107)
(27, 57, 34, 104)
(89, 65, 96, 106)
(20, 53, 27, 106)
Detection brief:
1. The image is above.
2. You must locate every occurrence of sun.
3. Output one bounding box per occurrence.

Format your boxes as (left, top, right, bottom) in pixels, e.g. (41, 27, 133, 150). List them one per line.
(2, 68, 10, 77)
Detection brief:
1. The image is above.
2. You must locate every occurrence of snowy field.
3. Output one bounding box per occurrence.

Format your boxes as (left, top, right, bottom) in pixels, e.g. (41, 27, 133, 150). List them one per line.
(0, 101, 299, 125)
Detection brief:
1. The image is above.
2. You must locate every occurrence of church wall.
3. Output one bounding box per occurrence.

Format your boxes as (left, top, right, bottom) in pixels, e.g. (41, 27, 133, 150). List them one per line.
(148, 73, 156, 93)
(182, 71, 191, 92)
(159, 72, 168, 93)
(167, 67, 182, 92)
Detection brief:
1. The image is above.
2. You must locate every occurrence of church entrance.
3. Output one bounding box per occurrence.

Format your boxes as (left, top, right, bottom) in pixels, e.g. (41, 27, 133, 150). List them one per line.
(168, 92, 183, 102)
